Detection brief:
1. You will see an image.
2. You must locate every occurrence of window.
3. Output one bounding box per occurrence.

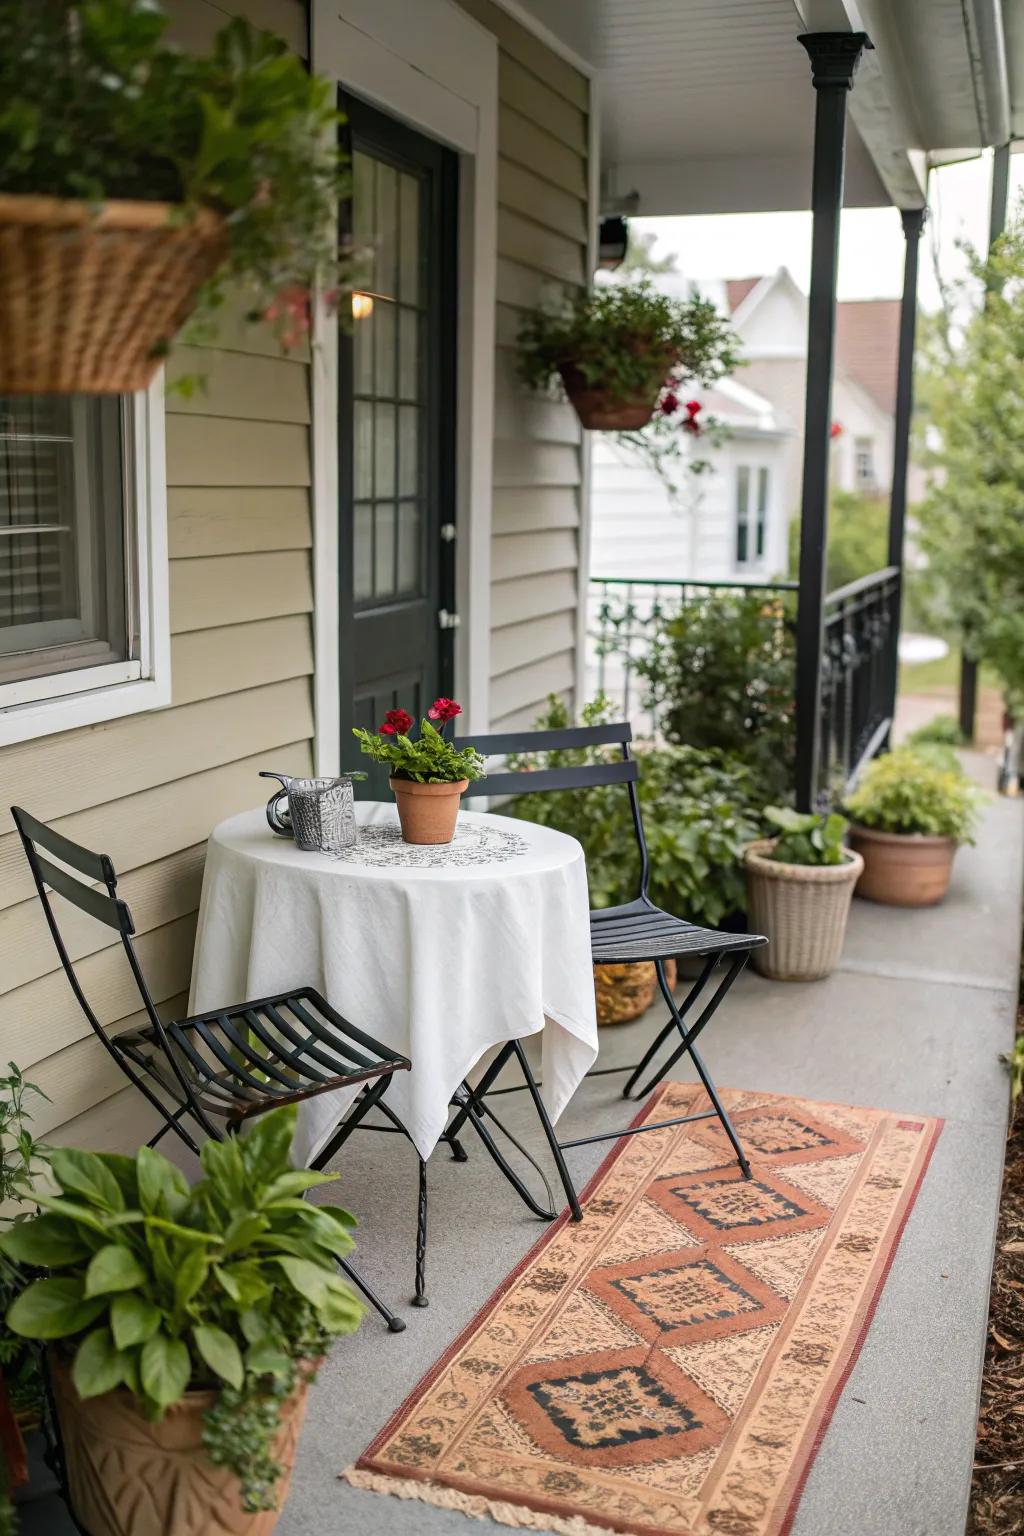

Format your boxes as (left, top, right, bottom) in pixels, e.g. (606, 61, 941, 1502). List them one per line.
(854, 436, 875, 488)
(0, 382, 169, 746)
(736, 465, 769, 567)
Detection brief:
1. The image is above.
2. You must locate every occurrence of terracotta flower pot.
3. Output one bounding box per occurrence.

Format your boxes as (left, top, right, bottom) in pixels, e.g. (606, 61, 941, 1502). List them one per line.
(558, 364, 659, 430)
(594, 959, 677, 1025)
(848, 824, 958, 907)
(50, 1357, 312, 1536)
(744, 839, 863, 982)
(390, 778, 468, 845)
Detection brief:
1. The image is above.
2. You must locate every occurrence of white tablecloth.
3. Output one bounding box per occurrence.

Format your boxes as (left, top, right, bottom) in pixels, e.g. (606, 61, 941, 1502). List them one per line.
(189, 802, 598, 1165)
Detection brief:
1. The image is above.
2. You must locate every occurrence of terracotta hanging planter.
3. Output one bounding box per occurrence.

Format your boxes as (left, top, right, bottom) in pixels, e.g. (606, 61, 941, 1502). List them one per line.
(390, 778, 468, 845)
(558, 363, 660, 431)
(0, 195, 225, 395)
(50, 1357, 312, 1536)
(848, 824, 958, 907)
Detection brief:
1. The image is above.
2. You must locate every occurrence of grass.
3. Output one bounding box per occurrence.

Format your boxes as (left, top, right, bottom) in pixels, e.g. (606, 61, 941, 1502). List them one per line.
(899, 647, 1000, 696)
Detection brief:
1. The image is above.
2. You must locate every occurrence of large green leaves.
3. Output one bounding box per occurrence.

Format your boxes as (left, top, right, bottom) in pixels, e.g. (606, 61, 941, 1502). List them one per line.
(50, 1148, 125, 1212)
(136, 1146, 190, 1218)
(72, 1327, 129, 1399)
(139, 1332, 191, 1410)
(110, 1294, 161, 1351)
(193, 1325, 244, 1390)
(0, 1213, 90, 1268)
(7, 1278, 106, 1339)
(85, 1244, 148, 1298)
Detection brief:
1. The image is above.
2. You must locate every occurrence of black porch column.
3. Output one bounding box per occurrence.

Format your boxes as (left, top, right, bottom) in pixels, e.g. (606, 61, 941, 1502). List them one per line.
(793, 32, 871, 811)
(959, 140, 1011, 740)
(884, 206, 926, 734)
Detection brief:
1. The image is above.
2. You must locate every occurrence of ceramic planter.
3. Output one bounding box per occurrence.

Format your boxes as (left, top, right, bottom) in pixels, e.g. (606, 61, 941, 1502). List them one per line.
(558, 364, 659, 430)
(390, 778, 468, 844)
(594, 959, 677, 1025)
(848, 824, 958, 907)
(50, 1358, 312, 1536)
(744, 839, 864, 982)
(0, 195, 225, 396)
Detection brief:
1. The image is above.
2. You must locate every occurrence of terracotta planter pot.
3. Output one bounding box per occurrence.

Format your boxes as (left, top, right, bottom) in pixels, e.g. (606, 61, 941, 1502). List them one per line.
(390, 778, 468, 844)
(50, 1357, 312, 1536)
(594, 959, 677, 1025)
(744, 839, 863, 982)
(848, 824, 958, 907)
(558, 364, 659, 430)
(0, 195, 225, 395)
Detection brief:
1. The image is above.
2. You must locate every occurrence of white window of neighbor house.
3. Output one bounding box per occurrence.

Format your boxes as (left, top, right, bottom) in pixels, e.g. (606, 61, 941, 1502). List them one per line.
(736, 465, 769, 567)
(0, 383, 169, 747)
(854, 436, 875, 488)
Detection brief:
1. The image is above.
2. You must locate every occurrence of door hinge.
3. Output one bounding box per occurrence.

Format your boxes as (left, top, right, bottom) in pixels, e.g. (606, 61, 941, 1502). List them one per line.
(440, 523, 457, 543)
(438, 608, 461, 630)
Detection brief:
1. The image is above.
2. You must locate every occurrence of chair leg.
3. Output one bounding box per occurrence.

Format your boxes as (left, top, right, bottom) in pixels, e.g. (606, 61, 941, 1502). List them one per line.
(457, 1091, 557, 1219)
(338, 1258, 407, 1333)
(412, 1158, 429, 1307)
(510, 1041, 583, 1222)
(622, 955, 717, 1100)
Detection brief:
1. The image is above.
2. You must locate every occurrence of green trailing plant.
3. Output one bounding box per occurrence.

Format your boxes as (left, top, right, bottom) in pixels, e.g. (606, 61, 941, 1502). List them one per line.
(843, 747, 983, 843)
(1003, 1034, 1024, 1101)
(0, 0, 354, 361)
(504, 695, 760, 929)
(353, 699, 485, 785)
(763, 807, 849, 867)
(517, 279, 737, 408)
(0, 1106, 362, 1514)
(626, 590, 796, 806)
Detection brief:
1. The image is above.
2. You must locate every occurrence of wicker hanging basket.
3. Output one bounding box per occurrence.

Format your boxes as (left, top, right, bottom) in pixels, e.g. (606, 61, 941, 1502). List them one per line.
(594, 959, 677, 1026)
(0, 195, 226, 395)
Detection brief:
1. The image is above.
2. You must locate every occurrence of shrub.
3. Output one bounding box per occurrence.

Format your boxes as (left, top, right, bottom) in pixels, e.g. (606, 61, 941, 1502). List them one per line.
(503, 696, 760, 929)
(843, 748, 983, 842)
(907, 714, 964, 748)
(763, 807, 849, 866)
(630, 590, 795, 805)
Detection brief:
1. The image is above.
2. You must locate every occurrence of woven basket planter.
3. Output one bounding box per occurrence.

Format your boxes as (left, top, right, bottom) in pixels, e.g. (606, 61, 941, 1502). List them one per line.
(594, 958, 677, 1025)
(744, 839, 863, 982)
(0, 195, 225, 395)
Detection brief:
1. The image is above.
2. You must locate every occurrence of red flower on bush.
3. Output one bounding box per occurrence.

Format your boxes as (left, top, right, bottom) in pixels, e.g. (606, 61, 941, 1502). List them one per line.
(682, 399, 702, 436)
(660, 390, 680, 415)
(428, 697, 462, 723)
(379, 708, 413, 737)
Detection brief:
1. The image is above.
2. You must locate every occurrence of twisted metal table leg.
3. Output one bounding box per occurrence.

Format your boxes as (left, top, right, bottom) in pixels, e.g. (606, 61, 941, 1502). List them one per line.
(412, 1157, 429, 1307)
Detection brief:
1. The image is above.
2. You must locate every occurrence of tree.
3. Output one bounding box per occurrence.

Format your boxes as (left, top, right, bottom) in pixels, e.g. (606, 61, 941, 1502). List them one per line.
(916, 212, 1024, 709)
(620, 228, 678, 275)
(787, 489, 888, 592)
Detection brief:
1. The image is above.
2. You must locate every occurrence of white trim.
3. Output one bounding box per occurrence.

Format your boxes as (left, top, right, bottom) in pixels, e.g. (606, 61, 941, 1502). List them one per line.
(574, 72, 600, 708)
(488, 0, 596, 79)
(311, 0, 498, 760)
(0, 374, 171, 748)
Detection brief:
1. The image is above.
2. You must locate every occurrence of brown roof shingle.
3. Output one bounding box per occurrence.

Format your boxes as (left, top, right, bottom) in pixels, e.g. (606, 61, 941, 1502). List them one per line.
(835, 299, 901, 416)
(725, 277, 762, 313)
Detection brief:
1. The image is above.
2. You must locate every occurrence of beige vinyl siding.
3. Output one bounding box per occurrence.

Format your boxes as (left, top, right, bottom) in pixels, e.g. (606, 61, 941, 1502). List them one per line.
(0, 0, 313, 1149)
(456, 0, 591, 731)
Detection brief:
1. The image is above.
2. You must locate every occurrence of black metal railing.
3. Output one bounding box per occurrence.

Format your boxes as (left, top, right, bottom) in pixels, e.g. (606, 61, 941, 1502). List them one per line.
(817, 565, 900, 804)
(586, 576, 798, 739)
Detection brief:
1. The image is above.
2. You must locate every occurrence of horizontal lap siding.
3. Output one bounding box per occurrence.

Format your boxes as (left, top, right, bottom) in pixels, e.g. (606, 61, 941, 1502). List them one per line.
(456, 0, 590, 731)
(4, 0, 313, 1150)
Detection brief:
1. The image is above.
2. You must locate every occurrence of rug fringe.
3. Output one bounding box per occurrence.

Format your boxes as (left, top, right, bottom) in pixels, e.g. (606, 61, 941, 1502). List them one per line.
(342, 1466, 617, 1536)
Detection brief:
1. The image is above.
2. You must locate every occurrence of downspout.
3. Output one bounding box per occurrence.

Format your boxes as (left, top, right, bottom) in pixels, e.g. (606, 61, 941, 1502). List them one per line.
(962, 0, 1011, 148)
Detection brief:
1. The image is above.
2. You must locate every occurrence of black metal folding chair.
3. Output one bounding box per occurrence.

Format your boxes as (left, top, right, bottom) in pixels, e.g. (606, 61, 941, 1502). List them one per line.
(11, 805, 415, 1332)
(447, 721, 768, 1222)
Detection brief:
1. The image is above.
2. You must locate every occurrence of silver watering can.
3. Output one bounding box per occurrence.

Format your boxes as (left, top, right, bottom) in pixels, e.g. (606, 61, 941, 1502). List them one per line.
(259, 771, 363, 856)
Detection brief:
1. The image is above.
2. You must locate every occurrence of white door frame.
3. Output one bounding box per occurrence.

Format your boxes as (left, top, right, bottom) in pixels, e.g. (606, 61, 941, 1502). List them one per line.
(311, 0, 497, 770)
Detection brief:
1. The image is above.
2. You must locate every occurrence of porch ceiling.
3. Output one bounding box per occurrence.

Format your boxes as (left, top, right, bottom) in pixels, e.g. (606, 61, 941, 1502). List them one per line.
(505, 0, 1024, 215)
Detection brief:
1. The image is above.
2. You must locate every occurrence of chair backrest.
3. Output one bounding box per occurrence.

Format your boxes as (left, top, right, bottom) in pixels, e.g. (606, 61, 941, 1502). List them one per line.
(453, 721, 652, 897)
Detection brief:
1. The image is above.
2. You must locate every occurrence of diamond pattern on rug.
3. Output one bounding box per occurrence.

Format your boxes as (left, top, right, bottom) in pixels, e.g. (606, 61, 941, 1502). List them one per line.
(723, 1229, 823, 1301)
(649, 1164, 832, 1247)
(600, 1197, 701, 1266)
(587, 1248, 788, 1347)
(664, 1323, 781, 1415)
(524, 1288, 644, 1364)
(779, 1152, 863, 1210)
(527, 1364, 699, 1450)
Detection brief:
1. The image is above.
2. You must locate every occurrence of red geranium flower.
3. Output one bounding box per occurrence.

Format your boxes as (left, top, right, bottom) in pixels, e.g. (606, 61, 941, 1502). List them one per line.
(428, 697, 462, 723)
(380, 708, 413, 737)
(660, 391, 680, 415)
(685, 400, 701, 417)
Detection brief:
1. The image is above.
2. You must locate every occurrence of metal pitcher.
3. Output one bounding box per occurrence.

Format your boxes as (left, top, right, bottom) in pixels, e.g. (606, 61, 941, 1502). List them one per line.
(260, 772, 360, 855)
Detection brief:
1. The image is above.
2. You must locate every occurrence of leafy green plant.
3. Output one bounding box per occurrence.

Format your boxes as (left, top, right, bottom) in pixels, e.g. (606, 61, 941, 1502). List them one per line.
(764, 807, 849, 867)
(908, 714, 964, 750)
(1003, 1034, 1024, 1101)
(504, 695, 760, 929)
(517, 279, 736, 407)
(0, 1106, 362, 1513)
(843, 748, 983, 843)
(353, 699, 485, 785)
(627, 590, 796, 805)
(0, 0, 353, 359)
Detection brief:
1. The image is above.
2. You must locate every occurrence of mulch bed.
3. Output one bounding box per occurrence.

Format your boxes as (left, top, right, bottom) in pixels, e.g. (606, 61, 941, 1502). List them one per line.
(969, 1051, 1024, 1535)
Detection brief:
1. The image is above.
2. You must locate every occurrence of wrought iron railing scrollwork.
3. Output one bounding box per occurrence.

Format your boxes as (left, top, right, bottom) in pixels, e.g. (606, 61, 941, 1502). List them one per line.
(817, 566, 901, 806)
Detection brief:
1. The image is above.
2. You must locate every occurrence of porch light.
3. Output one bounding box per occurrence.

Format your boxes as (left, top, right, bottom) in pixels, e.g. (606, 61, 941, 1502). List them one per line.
(352, 291, 374, 320)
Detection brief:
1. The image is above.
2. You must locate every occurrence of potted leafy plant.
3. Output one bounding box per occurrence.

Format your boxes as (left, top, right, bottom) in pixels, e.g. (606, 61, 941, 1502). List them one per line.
(353, 699, 485, 845)
(517, 279, 736, 431)
(843, 747, 983, 907)
(0, 1105, 362, 1536)
(744, 807, 863, 982)
(0, 0, 350, 395)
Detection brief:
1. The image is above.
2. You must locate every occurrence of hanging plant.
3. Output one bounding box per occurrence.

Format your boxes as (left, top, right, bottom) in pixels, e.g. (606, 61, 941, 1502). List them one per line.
(612, 386, 733, 501)
(517, 279, 738, 431)
(0, 0, 356, 395)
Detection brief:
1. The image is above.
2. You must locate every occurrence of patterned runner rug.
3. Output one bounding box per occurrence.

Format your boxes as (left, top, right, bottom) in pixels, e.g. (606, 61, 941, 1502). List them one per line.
(346, 1084, 941, 1536)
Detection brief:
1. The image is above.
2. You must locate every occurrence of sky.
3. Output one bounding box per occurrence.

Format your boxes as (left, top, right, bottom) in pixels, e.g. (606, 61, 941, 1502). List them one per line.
(629, 150, 1024, 311)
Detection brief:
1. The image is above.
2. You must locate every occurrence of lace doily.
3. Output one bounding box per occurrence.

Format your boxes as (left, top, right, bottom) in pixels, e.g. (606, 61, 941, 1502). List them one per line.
(335, 820, 530, 868)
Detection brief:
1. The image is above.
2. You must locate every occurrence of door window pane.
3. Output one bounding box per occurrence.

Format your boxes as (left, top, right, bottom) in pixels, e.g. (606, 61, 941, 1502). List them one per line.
(353, 403, 373, 499)
(373, 300, 396, 398)
(374, 162, 398, 299)
(398, 307, 420, 401)
(374, 503, 396, 596)
(396, 502, 421, 595)
(398, 172, 421, 304)
(353, 502, 373, 600)
(398, 407, 419, 497)
(374, 405, 396, 498)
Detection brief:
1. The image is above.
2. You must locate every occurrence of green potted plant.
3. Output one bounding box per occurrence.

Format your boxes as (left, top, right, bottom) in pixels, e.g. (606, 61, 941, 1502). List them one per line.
(516, 279, 736, 431)
(843, 747, 984, 907)
(744, 808, 862, 982)
(353, 698, 485, 845)
(0, 1105, 362, 1536)
(0, 0, 350, 395)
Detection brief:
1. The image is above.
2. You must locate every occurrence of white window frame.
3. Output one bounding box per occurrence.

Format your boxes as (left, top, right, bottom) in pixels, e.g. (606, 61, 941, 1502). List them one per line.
(854, 436, 875, 488)
(0, 373, 170, 747)
(735, 462, 770, 570)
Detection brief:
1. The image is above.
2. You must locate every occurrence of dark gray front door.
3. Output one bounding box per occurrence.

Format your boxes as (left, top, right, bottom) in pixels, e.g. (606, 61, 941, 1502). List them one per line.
(338, 93, 457, 789)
